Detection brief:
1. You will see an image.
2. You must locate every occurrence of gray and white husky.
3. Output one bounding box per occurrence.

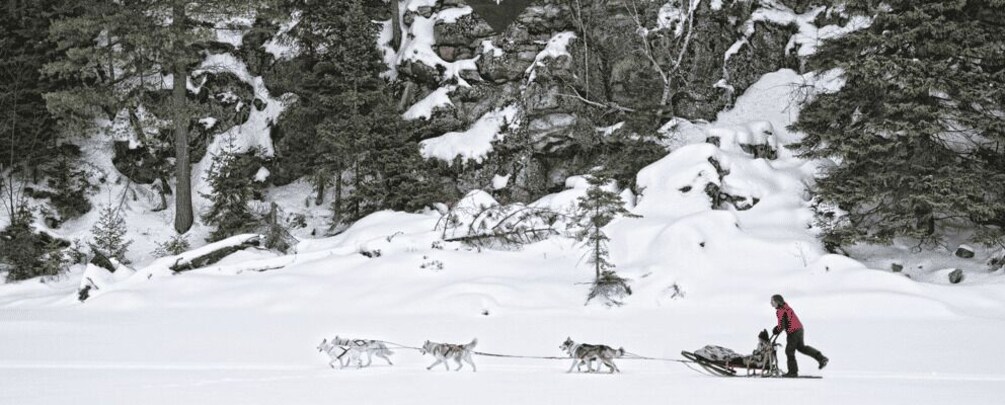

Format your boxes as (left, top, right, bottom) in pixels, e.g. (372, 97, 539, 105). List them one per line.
(317, 338, 351, 368)
(333, 336, 395, 368)
(560, 337, 624, 373)
(317, 337, 394, 369)
(420, 338, 478, 372)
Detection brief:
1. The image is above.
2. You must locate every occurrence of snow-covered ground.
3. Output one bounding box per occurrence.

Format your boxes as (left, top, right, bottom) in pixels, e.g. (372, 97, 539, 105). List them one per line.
(3, 68, 1003, 404)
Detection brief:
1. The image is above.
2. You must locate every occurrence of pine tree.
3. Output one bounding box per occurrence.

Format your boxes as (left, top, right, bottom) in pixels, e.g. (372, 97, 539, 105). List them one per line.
(44, 0, 264, 234)
(89, 205, 132, 263)
(201, 142, 263, 242)
(792, 0, 1005, 248)
(276, 0, 439, 228)
(0, 0, 76, 172)
(570, 171, 639, 305)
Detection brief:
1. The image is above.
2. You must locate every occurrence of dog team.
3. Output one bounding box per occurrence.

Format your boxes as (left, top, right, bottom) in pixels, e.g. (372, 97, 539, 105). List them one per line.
(317, 336, 624, 373)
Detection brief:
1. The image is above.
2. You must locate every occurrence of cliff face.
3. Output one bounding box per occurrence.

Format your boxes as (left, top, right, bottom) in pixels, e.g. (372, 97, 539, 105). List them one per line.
(377, 0, 852, 202)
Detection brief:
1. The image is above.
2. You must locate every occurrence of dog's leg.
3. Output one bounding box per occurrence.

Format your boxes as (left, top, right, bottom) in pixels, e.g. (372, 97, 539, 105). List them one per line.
(567, 359, 580, 373)
(376, 351, 393, 366)
(364, 350, 374, 367)
(602, 358, 619, 373)
(426, 358, 443, 371)
(466, 354, 477, 372)
(455, 357, 463, 371)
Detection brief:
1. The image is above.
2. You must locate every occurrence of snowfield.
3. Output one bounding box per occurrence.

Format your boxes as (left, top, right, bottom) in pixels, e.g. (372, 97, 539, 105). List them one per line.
(2, 69, 1004, 404)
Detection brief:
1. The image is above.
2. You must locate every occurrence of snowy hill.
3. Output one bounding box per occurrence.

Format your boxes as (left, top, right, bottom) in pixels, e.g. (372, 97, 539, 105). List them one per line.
(2, 1, 1004, 404)
(3, 64, 1005, 404)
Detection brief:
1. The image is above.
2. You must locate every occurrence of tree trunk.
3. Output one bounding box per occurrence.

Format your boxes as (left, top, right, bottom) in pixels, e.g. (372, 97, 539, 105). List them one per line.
(333, 167, 343, 225)
(593, 227, 601, 279)
(390, 0, 402, 50)
(314, 172, 325, 205)
(172, 3, 193, 234)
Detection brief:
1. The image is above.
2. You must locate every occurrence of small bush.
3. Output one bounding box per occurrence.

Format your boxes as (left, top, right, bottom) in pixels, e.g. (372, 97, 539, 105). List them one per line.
(153, 234, 191, 257)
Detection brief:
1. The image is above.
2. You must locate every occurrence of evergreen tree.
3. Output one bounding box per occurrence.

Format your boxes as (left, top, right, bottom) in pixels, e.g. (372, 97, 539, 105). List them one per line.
(154, 233, 191, 257)
(1, 205, 67, 281)
(792, 0, 1005, 248)
(572, 172, 640, 278)
(0, 0, 77, 172)
(201, 142, 264, 242)
(570, 171, 639, 305)
(44, 0, 263, 234)
(89, 205, 132, 263)
(276, 0, 438, 228)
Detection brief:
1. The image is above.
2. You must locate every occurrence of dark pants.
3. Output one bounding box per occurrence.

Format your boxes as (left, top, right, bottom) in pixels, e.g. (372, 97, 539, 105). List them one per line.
(785, 329, 824, 374)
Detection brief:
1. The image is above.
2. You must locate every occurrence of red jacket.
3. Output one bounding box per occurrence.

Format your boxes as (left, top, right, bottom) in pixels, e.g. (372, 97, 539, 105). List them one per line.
(774, 303, 804, 334)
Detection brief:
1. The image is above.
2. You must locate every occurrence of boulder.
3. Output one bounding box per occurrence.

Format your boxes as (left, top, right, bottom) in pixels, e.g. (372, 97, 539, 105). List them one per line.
(954, 245, 975, 259)
(948, 268, 965, 284)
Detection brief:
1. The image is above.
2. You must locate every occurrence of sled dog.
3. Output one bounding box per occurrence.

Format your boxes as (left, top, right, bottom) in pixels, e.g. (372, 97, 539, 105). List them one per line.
(560, 337, 624, 373)
(333, 336, 395, 368)
(742, 329, 777, 375)
(420, 338, 478, 372)
(317, 338, 351, 368)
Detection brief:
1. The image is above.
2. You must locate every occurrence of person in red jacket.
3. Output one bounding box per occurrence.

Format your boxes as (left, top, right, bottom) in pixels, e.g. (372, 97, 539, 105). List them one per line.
(771, 294, 828, 377)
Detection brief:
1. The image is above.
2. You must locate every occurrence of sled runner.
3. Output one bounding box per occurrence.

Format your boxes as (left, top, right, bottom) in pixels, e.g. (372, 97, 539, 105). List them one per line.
(680, 330, 822, 379)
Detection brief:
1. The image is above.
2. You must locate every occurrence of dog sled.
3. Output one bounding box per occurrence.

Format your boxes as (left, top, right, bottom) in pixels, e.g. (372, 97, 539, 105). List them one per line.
(680, 330, 821, 379)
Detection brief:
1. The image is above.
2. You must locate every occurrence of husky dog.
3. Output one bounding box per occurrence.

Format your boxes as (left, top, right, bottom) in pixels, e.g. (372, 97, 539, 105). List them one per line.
(333, 336, 395, 367)
(317, 338, 351, 368)
(742, 329, 777, 375)
(420, 339, 478, 372)
(560, 337, 624, 373)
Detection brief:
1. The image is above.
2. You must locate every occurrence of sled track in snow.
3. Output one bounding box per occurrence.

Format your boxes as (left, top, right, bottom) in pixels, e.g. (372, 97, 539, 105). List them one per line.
(4, 363, 1005, 382)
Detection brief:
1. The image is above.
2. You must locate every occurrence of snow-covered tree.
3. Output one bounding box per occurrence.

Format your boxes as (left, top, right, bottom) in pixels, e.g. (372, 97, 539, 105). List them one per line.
(793, 0, 1005, 248)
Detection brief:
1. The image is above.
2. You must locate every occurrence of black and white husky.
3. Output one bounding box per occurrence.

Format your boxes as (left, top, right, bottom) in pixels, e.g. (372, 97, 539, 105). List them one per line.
(317, 337, 394, 369)
(560, 337, 624, 373)
(420, 338, 478, 372)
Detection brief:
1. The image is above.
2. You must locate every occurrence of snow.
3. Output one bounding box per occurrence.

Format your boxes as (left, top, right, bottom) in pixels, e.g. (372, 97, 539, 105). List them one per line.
(403, 86, 455, 120)
(396, 4, 480, 87)
(3, 64, 1005, 404)
(658, 0, 700, 37)
(436, 6, 472, 24)
(198, 117, 218, 129)
(480, 39, 504, 57)
(492, 174, 510, 190)
(253, 167, 270, 183)
(597, 122, 625, 137)
(743, 1, 872, 57)
(526, 31, 576, 84)
(263, 11, 301, 61)
(419, 105, 520, 163)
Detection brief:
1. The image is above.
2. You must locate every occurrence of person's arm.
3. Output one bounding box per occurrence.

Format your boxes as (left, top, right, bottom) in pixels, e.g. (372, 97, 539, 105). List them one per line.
(773, 309, 787, 335)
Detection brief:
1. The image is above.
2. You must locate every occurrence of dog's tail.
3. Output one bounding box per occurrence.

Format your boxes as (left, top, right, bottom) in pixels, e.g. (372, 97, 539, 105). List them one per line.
(465, 338, 478, 350)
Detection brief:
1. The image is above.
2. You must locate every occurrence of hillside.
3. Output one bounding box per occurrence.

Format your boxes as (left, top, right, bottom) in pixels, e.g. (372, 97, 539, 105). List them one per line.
(1, 1, 1004, 404)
